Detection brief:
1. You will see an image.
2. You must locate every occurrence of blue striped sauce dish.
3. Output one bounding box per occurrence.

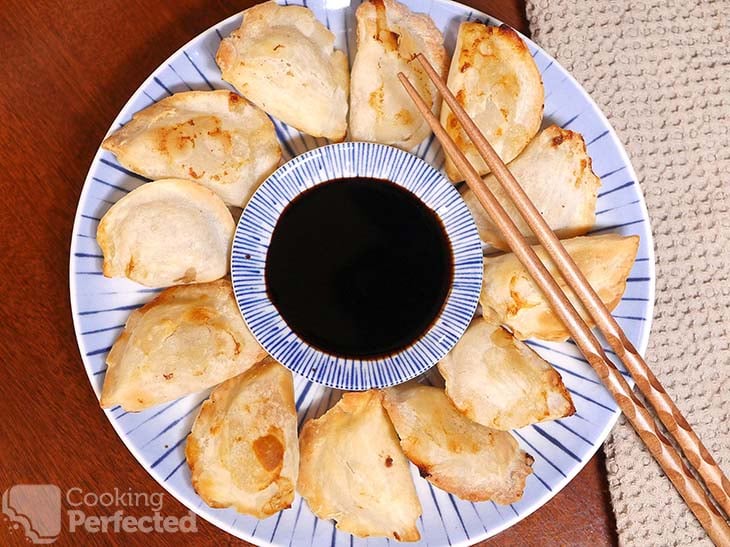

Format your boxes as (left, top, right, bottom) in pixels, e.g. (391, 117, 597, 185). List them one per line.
(230, 142, 483, 390)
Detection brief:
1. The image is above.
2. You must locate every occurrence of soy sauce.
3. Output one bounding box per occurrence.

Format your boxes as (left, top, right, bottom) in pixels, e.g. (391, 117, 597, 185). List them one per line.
(265, 177, 453, 358)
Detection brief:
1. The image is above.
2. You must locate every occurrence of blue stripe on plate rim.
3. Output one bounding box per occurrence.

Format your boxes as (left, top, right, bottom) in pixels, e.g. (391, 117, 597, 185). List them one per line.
(68, 0, 656, 545)
(230, 141, 484, 391)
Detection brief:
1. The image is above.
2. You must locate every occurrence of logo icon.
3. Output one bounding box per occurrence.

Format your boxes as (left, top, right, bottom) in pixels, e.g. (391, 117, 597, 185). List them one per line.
(2, 485, 62, 544)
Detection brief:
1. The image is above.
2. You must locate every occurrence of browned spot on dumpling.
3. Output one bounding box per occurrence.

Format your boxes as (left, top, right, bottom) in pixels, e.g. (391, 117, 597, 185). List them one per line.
(372, 0, 399, 52)
(176, 133, 196, 150)
(253, 431, 285, 472)
(446, 435, 481, 454)
(205, 122, 233, 150)
(125, 256, 136, 276)
(369, 85, 384, 117)
(489, 326, 515, 349)
(506, 275, 537, 317)
(458, 23, 484, 67)
(496, 24, 530, 53)
(188, 306, 213, 323)
(377, 29, 400, 50)
(506, 292, 523, 316)
(551, 130, 575, 148)
(395, 109, 413, 125)
(174, 267, 197, 284)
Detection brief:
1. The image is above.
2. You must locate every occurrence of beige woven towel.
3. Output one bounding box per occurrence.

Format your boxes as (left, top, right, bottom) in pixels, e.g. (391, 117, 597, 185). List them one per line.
(524, 1, 729, 545)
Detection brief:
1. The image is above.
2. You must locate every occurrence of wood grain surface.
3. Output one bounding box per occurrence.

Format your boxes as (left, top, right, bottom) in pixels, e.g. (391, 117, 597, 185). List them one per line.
(0, 0, 617, 545)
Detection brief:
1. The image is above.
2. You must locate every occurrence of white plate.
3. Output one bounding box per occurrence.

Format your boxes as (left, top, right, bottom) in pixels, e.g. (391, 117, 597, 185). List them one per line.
(69, 1, 655, 545)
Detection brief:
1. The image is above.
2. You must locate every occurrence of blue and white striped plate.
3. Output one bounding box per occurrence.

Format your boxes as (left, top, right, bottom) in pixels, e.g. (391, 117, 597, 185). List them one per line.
(69, 1, 655, 545)
(231, 142, 483, 390)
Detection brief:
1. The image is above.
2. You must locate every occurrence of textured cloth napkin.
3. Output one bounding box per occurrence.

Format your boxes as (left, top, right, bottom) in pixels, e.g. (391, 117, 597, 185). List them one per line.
(524, 1, 729, 545)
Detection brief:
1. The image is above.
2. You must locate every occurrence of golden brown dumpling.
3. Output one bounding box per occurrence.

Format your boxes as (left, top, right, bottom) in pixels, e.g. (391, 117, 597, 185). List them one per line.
(298, 390, 422, 541)
(481, 234, 640, 341)
(100, 280, 266, 411)
(382, 384, 533, 504)
(186, 358, 298, 518)
(463, 126, 600, 250)
(442, 23, 543, 181)
(349, 0, 447, 150)
(96, 179, 234, 287)
(438, 318, 574, 430)
(216, 1, 349, 140)
(102, 90, 280, 207)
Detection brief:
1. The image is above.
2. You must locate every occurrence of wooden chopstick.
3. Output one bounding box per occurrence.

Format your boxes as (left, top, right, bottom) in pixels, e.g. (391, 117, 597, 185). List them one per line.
(397, 68, 730, 544)
(414, 51, 730, 520)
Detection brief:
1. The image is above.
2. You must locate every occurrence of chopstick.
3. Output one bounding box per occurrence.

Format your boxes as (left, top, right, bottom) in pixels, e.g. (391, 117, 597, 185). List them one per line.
(398, 60, 730, 545)
(414, 51, 730, 520)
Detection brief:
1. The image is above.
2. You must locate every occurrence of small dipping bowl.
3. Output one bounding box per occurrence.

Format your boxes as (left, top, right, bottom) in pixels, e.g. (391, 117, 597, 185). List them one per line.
(231, 142, 483, 390)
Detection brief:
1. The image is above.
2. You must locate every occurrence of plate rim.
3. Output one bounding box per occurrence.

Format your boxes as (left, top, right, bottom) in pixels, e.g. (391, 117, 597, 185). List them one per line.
(68, 1, 656, 545)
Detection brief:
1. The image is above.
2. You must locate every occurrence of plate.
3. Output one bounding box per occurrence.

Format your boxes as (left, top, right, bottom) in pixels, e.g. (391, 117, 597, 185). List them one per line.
(69, 1, 655, 545)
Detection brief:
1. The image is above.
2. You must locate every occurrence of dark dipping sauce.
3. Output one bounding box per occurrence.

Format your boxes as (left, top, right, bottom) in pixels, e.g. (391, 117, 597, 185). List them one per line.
(265, 177, 453, 359)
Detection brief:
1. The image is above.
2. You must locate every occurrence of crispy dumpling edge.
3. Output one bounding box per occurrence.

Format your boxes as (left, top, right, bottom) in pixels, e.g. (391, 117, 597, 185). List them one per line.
(349, 0, 448, 149)
(101, 90, 282, 207)
(99, 279, 267, 411)
(443, 22, 544, 181)
(465, 125, 601, 250)
(96, 178, 235, 286)
(382, 384, 534, 504)
(185, 358, 297, 518)
(215, 1, 349, 141)
(480, 234, 641, 341)
(298, 390, 422, 541)
(438, 318, 576, 430)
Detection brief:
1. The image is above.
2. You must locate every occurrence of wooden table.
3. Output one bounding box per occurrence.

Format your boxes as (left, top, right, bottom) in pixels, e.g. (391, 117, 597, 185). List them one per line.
(0, 0, 617, 545)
